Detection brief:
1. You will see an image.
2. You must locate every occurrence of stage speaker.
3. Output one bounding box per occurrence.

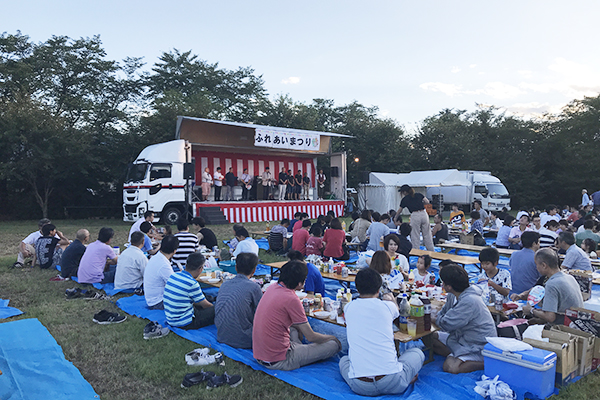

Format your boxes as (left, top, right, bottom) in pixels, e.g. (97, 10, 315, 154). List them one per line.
(331, 166, 339, 177)
(183, 162, 195, 180)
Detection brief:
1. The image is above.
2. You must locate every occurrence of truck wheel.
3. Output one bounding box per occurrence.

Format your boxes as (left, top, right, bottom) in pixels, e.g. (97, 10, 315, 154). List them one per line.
(161, 207, 181, 225)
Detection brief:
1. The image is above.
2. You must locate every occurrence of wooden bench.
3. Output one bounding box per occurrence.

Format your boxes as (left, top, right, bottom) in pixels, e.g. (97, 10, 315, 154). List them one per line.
(438, 242, 517, 257)
(409, 249, 480, 267)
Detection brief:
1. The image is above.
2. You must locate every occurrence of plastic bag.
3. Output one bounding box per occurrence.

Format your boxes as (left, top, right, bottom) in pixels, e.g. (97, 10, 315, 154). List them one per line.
(356, 250, 375, 269)
(474, 375, 515, 400)
(476, 280, 491, 305)
(486, 337, 533, 352)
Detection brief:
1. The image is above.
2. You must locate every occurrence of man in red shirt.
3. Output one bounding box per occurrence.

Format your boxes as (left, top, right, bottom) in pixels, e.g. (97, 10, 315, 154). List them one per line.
(292, 220, 311, 255)
(293, 213, 309, 232)
(252, 261, 341, 370)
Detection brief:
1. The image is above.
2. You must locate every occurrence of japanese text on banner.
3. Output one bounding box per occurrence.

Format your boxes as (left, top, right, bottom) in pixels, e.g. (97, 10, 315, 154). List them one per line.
(254, 129, 320, 151)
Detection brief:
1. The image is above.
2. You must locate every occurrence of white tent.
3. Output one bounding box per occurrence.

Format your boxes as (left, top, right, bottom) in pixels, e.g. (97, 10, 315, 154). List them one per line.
(359, 169, 470, 214)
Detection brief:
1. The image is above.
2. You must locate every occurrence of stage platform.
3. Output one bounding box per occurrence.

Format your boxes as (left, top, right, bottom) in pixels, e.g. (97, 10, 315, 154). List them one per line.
(195, 200, 344, 224)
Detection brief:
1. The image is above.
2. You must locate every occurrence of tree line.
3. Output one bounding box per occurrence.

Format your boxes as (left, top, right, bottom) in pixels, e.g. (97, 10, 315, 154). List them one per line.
(1, 32, 599, 219)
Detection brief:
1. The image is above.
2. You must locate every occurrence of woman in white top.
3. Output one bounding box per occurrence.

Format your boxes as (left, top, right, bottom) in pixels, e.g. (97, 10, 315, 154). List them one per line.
(201, 167, 212, 201)
(384, 234, 409, 280)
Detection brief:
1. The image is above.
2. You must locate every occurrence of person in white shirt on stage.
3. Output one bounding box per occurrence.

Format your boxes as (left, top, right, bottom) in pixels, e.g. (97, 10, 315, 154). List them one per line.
(213, 167, 224, 201)
(241, 168, 252, 201)
(201, 167, 213, 201)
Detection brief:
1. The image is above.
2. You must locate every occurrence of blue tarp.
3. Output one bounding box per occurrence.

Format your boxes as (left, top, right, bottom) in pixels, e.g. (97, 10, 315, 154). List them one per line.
(117, 295, 485, 400)
(0, 299, 23, 320)
(0, 318, 98, 400)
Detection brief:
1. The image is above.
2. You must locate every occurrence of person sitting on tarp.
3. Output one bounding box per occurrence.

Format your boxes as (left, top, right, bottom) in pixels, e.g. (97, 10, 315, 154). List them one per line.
(191, 217, 218, 250)
(140, 221, 159, 256)
(34, 223, 68, 270)
(432, 264, 497, 374)
(78, 227, 119, 284)
(54, 229, 89, 281)
(143, 235, 179, 310)
(215, 252, 262, 348)
(15, 218, 68, 268)
(432, 213, 449, 245)
(252, 261, 341, 370)
(287, 250, 325, 296)
(558, 231, 592, 271)
(233, 228, 259, 257)
(513, 248, 583, 325)
(340, 268, 423, 396)
(164, 253, 214, 330)
(114, 231, 148, 291)
(449, 203, 465, 226)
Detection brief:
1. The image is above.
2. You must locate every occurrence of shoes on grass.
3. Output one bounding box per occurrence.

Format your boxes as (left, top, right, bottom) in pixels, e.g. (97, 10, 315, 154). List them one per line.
(143, 321, 169, 339)
(206, 372, 243, 389)
(84, 291, 111, 300)
(50, 275, 68, 281)
(11, 262, 24, 269)
(185, 348, 225, 366)
(134, 287, 144, 296)
(181, 370, 216, 388)
(65, 288, 110, 300)
(93, 310, 127, 325)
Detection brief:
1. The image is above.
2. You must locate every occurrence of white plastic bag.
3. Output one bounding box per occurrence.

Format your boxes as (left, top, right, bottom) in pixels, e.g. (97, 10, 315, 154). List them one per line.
(474, 375, 515, 400)
(486, 337, 533, 352)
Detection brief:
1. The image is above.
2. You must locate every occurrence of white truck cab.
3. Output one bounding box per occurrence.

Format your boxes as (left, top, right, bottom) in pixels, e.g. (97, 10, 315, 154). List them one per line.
(123, 140, 192, 224)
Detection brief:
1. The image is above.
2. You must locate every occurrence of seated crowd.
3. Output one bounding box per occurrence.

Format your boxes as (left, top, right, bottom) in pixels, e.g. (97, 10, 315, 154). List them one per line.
(13, 201, 595, 395)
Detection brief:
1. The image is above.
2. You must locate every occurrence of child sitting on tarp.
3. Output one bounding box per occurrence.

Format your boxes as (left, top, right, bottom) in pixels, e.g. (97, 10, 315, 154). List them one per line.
(477, 247, 511, 301)
(34, 223, 68, 269)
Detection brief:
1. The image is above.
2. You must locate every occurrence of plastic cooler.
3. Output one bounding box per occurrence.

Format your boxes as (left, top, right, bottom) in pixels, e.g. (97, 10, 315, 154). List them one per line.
(482, 343, 556, 399)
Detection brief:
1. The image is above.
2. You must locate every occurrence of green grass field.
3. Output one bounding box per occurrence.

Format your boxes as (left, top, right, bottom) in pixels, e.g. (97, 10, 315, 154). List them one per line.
(1, 218, 599, 399)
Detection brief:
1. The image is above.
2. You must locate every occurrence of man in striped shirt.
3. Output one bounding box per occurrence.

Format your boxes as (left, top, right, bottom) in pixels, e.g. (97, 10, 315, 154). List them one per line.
(172, 219, 200, 272)
(164, 253, 215, 330)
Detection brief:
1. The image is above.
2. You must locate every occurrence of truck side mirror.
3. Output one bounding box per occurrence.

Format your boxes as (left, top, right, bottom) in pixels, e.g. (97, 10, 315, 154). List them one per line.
(149, 183, 162, 195)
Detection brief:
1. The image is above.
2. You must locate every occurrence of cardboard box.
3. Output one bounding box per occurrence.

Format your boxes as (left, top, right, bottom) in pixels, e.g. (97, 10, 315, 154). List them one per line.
(552, 325, 595, 376)
(564, 307, 600, 370)
(567, 270, 593, 301)
(524, 329, 577, 386)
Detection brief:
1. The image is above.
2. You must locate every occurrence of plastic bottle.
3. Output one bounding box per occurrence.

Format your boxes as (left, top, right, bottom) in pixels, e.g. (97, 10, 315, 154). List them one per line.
(345, 288, 352, 303)
(342, 220, 347, 231)
(266, 221, 270, 231)
(328, 258, 334, 274)
(409, 296, 425, 334)
(421, 296, 431, 331)
(408, 270, 415, 285)
(336, 289, 343, 302)
(398, 294, 410, 333)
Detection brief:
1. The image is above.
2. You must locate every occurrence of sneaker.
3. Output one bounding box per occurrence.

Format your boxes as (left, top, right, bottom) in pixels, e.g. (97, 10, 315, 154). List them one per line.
(206, 372, 243, 389)
(143, 321, 170, 339)
(181, 370, 216, 388)
(93, 310, 127, 324)
(50, 275, 66, 282)
(65, 288, 83, 299)
(84, 291, 111, 300)
(185, 348, 224, 366)
(134, 287, 144, 296)
(10, 262, 24, 269)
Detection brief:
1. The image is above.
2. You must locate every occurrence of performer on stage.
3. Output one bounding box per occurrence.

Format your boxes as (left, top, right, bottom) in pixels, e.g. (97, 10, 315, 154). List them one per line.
(294, 170, 302, 200)
(286, 169, 293, 200)
(261, 167, 273, 200)
(278, 167, 288, 201)
(213, 167, 224, 201)
(241, 168, 252, 201)
(201, 167, 212, 201)
(303, 172, 311, 200)
(317, 169, 326, 200)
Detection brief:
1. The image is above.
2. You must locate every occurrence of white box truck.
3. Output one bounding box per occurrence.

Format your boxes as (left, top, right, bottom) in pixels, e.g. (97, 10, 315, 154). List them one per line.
(362, 169, 510, 213)
(425, 170, 511, 212)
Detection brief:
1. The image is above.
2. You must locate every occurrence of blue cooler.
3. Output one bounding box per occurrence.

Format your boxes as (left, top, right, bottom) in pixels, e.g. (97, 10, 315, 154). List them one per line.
(482, 343, 556, 399)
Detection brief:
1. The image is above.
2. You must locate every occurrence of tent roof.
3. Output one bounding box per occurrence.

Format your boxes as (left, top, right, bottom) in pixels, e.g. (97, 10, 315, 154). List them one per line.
(369, 169, 470, 187)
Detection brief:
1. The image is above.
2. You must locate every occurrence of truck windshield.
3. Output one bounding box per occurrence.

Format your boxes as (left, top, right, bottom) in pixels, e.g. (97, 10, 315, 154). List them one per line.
(487, 183, 509, 199)
(125, 163, 148, 183)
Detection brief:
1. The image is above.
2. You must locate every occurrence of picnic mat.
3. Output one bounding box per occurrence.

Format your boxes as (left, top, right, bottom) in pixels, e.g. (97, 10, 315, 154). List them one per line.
(0, 318, 98, 400)
(0, 299, 23, 320)
(117, 295, 484, 400)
